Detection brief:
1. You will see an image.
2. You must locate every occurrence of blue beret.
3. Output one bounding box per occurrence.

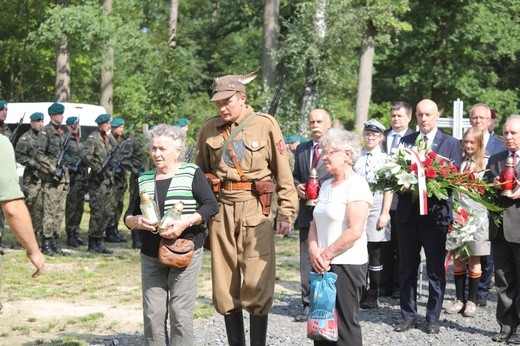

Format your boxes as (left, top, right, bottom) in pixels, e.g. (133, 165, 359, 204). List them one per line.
(363, 119, 385, 133)
(66, 116, 79, 125)
(111, 118, 125, 127)
(0, 100, 7, 109)
(95, 113, 111, 124)
(175, 118, 189, 127)
(48, 102, 65, 115)
(30, 112, 44, 121)
(285, 135, 301, 144)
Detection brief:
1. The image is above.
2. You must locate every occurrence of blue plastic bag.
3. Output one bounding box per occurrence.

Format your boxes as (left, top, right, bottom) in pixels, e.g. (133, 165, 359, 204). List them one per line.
(307, 271, 339, 341)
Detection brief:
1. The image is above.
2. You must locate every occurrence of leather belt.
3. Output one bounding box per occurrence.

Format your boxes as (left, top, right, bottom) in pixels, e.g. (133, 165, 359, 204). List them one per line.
(221, 180, 254, 191)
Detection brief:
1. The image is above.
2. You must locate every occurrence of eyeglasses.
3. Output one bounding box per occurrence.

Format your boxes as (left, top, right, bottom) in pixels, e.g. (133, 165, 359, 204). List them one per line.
(363, 132, 381, 138)
(322, 149, 341, 156)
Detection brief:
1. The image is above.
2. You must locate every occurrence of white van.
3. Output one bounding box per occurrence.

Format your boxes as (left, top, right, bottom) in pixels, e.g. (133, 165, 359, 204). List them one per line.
(5, 102, 107, 141)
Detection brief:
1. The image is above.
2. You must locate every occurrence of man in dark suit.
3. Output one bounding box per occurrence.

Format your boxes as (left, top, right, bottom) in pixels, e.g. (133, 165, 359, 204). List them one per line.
(393, 99, 462, 334)
(292, 108, 332, 322)
(380, 101, 414, 299)
(485, 115, 520, 343)
(469, 103, 506, 307)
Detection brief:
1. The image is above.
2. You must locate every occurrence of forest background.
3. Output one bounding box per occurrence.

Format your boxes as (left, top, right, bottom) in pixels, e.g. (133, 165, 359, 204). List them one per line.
(1, 0, 520, 140)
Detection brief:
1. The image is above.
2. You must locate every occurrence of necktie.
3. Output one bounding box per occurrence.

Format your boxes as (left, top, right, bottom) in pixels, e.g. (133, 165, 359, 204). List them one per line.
(365, 152, 372, 176)
(312, 144, 320, 168)
(423, 135, 429, 144)
(463, 158, 473, 173)
(391, 134, 400, 150)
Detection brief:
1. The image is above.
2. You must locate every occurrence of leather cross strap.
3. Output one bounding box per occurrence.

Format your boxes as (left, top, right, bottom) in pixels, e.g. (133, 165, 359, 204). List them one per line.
(222, 130, 247, 181)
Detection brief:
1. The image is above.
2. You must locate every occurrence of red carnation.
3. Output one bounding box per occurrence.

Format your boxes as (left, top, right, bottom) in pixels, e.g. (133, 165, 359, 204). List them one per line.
(428, 151, 437, 159)
(410, 163, 418, 172)
(424, 157, 434, 166)
(459, 208, 469, 222)
(425, 167, 436, 178)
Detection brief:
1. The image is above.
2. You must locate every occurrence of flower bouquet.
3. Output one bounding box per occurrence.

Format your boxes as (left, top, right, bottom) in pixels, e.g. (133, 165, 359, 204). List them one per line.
(445, 195, 488, 259)
(370, 139, 502, 214)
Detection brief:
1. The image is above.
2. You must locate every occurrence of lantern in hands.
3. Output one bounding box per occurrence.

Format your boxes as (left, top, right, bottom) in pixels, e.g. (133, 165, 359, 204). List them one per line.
(498, 156, 517, 197)
(305, 168, 320, 206)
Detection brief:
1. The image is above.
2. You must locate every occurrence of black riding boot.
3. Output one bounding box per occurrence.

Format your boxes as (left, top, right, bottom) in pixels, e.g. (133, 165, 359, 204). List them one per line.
(131, 230, 142, 249)
(250, 314, 268, 346)
(224, 310, 246, 346)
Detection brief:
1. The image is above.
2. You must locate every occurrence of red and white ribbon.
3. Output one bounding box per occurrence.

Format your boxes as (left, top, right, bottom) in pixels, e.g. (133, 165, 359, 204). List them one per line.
(407, 148, 428, 215)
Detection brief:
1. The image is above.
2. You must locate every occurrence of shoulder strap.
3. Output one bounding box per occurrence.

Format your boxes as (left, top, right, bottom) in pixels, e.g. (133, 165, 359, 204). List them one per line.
(213, 112, 257, 169)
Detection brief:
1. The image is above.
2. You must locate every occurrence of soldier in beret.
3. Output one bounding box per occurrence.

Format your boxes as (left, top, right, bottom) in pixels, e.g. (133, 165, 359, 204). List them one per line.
(35, 102, 70, 256)
(81, 114, 115, 254)
(195, 71, 297, 345)
(0, 100, 10, 139)
(15, 112, 45, 240)
(63, 116, 87, 247)
(104, 117, 129, 244)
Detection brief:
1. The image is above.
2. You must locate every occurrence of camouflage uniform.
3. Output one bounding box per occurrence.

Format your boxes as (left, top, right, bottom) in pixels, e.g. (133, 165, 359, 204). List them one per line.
(81, 129, 115, 253)
(64, 134, 87, 246)
(15, 128, 43, 237)
(35, 123, 70, 255)
(0, 126, 11, 245)
(105, 132, 128, 243)
(0, 124, 11, 138)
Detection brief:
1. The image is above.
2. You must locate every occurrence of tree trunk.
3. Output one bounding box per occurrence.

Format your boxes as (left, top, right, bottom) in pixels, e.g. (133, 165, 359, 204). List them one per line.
(55, 42, 70, 102)
(299, 0, 327, 126)
(262, 0, 280, 86)
(168, 0, 179, 48)
(354, 23, 376, 132)
(100, 0, 114, 114)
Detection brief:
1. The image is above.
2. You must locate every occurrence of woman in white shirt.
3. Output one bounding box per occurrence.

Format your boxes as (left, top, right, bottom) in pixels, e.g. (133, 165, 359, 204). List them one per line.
(309, 128, 373, 346)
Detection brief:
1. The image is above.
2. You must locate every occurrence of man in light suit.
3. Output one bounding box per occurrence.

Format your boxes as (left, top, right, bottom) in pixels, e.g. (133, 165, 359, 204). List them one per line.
(380, 101, 414, 299)
(292, 108, 332, 322)
(393, 99, 462, 334)
(469, 103, 506, 307)
(485, 115, 520, 343)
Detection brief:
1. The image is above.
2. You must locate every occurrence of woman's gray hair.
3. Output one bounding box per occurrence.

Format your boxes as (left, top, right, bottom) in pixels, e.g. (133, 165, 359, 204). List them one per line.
(147, 124, 187, 160)
(320, 128, 361, 165)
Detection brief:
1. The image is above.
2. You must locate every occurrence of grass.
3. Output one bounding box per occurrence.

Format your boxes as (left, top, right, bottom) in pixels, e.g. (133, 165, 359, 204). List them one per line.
(0, 192, 301, 344)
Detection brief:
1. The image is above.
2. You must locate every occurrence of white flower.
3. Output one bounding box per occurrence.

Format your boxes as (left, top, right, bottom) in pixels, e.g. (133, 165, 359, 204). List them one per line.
(396, 172, 418, 189)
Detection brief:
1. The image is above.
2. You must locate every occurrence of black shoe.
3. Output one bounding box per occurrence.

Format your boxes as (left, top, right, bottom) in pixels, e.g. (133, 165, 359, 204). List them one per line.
(425, 322, 440, 334)
(509, 332, 520, 344)
(394, 319, 417, 332)
(104, 229, 121, 243)
(114, 229, 128, 242)
(391, 290, 401, 299)
(476, 296, 487, 307)
(88, 237, 113, 254)
(379, 289, 392, 297)
(360, 290, 379, 309)
(294, 306, 309, 322)
(51, 237, 69, 256)
(492, 326, 512, 342)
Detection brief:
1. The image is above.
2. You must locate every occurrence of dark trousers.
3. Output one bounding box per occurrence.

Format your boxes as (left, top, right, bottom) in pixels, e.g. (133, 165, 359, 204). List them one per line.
(397, 218, 447, 324)
(314, 263, 367, 346)
(380, 210, 400, 293)
(479, 254, 494, 298)
(492, 229, 520, 328)
(368, 241, 390, 290)
(299, 227, 311, 307)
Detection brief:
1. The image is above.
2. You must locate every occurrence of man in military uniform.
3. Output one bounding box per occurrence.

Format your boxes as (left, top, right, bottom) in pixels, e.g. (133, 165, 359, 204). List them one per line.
(35, 103, 69, 256)
(195, 72, 297, 346)
(15, 112, 45, 239)
(105, 117, 128, 244)
(81, 114, 115, 254)
(0, 100, 11, 249)
(63, 116, 87, 247)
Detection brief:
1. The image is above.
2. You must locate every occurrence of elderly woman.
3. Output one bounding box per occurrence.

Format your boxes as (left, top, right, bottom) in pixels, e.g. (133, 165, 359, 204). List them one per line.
(124, 124, 218, 346)
(309, 128, 373, 346)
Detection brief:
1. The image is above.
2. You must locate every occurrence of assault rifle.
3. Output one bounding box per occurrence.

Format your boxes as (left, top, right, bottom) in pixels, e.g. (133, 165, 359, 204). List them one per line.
(100, 137, 124, 173)
(54, 117, 80, 181)
(9, 112, 25, 145)
(267, 74, 285, 116)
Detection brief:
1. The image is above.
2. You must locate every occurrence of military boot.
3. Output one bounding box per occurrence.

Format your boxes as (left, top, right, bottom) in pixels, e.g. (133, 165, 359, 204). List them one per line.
(74, 232, 86, 246)
(88, 236, 113, 254)
(131, 230, 142, 249)
(51, 236, 69, 256)
(114, 228, 128, 242)
(41, 237, 55, 256)
(67, 231, 79, 247)
(104, 228, 120, 243)
(360, 289, 379, 309)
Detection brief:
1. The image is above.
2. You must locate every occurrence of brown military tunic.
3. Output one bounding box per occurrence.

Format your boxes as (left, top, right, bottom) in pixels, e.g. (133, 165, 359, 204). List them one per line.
(196, 105, 297, 315)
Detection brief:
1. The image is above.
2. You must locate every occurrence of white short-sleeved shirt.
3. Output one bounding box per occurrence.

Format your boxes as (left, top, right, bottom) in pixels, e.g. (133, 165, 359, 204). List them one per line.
(313, 173, 373, 265)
